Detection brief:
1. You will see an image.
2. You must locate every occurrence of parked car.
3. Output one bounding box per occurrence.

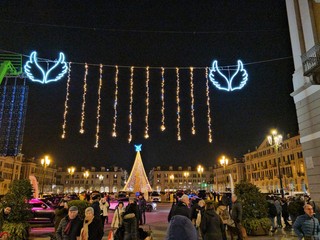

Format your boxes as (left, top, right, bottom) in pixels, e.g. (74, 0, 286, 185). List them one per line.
(28, 198, 55, 225)
(109, 197, 157, 212)
(150, 191, 161, 202)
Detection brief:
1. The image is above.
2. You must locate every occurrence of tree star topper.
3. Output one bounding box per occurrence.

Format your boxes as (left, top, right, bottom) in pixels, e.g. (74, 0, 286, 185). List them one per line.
(209, 60, 248, 91)
(24, 51, 68, 84)
(134, 144, 142, 152)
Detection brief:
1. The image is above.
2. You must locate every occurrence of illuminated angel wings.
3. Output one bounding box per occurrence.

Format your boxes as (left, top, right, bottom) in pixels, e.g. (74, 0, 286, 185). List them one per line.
(24, 51, 68, 84)
(209, 60, 248, 91)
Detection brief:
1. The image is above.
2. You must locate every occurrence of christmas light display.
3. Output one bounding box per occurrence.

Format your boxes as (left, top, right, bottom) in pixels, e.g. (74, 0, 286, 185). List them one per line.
(79, 63, 88, 134)
(24, 51, 68, 84)
(94, 64, 103, 148)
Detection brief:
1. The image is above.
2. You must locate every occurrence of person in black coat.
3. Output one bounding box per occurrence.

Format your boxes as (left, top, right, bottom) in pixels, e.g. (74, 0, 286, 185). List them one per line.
(123, 197, 139, 240)
(80, 207, 103, 240)
(168, 194, 191, 222)
(200, 201, 226, 240)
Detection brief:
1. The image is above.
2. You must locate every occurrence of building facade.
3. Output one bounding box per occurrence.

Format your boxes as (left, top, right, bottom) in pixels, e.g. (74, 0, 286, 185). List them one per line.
(56, 166, 126, 194)
(214, 158, 246, 192)
(0, 155, 23, 195)
(286, 0, 320, 201)
(0, 80, 28, 156)
(150, 166, 214, 192)
(244, 134, 308, 194)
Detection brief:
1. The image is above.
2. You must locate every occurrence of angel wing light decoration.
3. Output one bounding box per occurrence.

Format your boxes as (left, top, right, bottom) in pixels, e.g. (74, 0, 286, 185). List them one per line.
(24, 51, 68, 84)
(209, 60, 248, 91)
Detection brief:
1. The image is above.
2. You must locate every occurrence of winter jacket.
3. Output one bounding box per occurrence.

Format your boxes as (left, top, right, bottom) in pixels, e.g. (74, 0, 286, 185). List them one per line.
(91, 201, 101, 218)
(200, 208, 226, 240)
(293, 214, 320, 240)
(111, 207, 125, 228)
(56, 215, 82, 240)
(165, 215, 197, 240)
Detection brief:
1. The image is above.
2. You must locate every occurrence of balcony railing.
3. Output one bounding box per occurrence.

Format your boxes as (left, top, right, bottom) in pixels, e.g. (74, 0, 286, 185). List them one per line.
(301, 43, 320, 77)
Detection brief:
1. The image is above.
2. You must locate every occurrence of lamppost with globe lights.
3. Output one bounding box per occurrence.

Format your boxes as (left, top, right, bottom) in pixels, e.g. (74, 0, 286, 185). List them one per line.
(267, 129, 284, 198)
(83, 170, 90, 192)
(67, 167, 75, 192)
(219, 156, 229, 191)
(197, 165, 204, 190)
(41, 155, 51, 195)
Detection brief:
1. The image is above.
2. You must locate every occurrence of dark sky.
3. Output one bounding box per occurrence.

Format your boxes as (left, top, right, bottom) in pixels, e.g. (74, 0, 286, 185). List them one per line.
(0, 1, 298, 172)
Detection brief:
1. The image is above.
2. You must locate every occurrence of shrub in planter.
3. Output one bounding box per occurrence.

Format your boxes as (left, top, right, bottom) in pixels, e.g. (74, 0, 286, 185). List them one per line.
(0, 179, 33, 240)
(234, 181, 271, 235)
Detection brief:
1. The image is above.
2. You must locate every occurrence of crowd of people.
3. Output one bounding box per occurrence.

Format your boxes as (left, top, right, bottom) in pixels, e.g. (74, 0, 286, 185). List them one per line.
(165, 192, 320, 240)
(0, 190, 320, 240)
(52, 193, 149, 240)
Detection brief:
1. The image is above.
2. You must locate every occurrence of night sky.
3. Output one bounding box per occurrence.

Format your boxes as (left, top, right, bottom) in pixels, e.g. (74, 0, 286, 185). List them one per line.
(0, 1, 298, 172)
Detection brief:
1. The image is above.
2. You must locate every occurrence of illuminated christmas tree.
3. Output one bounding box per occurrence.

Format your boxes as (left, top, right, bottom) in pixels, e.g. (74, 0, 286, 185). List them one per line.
(123, 144, 152, 196)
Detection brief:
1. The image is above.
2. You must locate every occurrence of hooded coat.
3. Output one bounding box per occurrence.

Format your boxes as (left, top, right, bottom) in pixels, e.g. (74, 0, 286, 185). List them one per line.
(165, 215, 197, 240)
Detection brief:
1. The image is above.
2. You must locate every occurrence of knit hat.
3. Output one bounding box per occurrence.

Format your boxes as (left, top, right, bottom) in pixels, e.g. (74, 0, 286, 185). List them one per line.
(69, 206, 78, 211)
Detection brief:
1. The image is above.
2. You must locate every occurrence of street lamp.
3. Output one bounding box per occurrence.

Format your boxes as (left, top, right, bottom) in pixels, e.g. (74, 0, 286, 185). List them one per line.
(99, 174, 104, 191)
(197, 165, 204, 190)
(41, 155, 51, 195)
(219, 156, 229, 191)
(67, 167, 75, 193)
(267, 129, 284, 198)
(83, 170, 90, 192)
(183, 171, 189, 188)
(169, 174, 174, 190)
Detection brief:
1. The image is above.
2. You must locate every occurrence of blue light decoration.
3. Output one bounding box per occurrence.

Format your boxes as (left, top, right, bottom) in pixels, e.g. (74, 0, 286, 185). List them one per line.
(134, 144, 142, 152)
(209, 60, 248, 91)
(24, 51, 68, 84)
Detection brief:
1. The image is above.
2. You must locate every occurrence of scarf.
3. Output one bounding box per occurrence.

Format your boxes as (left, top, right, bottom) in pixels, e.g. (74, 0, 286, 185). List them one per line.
(80, 216, 93, 240)
(63, 218, 73, 235)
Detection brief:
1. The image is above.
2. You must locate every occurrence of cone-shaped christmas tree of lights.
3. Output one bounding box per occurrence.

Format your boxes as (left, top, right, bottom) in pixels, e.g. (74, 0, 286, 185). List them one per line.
(123, 144, 152, 195)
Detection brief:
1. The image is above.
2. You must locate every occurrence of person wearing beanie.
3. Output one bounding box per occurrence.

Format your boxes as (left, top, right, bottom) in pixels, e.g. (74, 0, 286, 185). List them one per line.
(56, 205, 82, 240)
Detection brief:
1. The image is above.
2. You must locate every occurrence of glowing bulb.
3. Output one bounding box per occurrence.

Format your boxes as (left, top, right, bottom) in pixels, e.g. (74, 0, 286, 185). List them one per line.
(161, 125, 166, 131)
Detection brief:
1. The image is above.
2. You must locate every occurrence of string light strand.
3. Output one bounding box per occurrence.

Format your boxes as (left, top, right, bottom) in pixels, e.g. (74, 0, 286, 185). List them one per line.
(80, 63, 88, 134)
(128, 66, 134, 143)
(176, 67, 181, 141)
(94, 64, 103, 148)
(112, 65, 119, 137)
(61, 62, 72, 139)
(160, 67, 166, 131)
(145, 66, 150, 139)
(190, 67, 196, 135)
(205, 67, 213, 143)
